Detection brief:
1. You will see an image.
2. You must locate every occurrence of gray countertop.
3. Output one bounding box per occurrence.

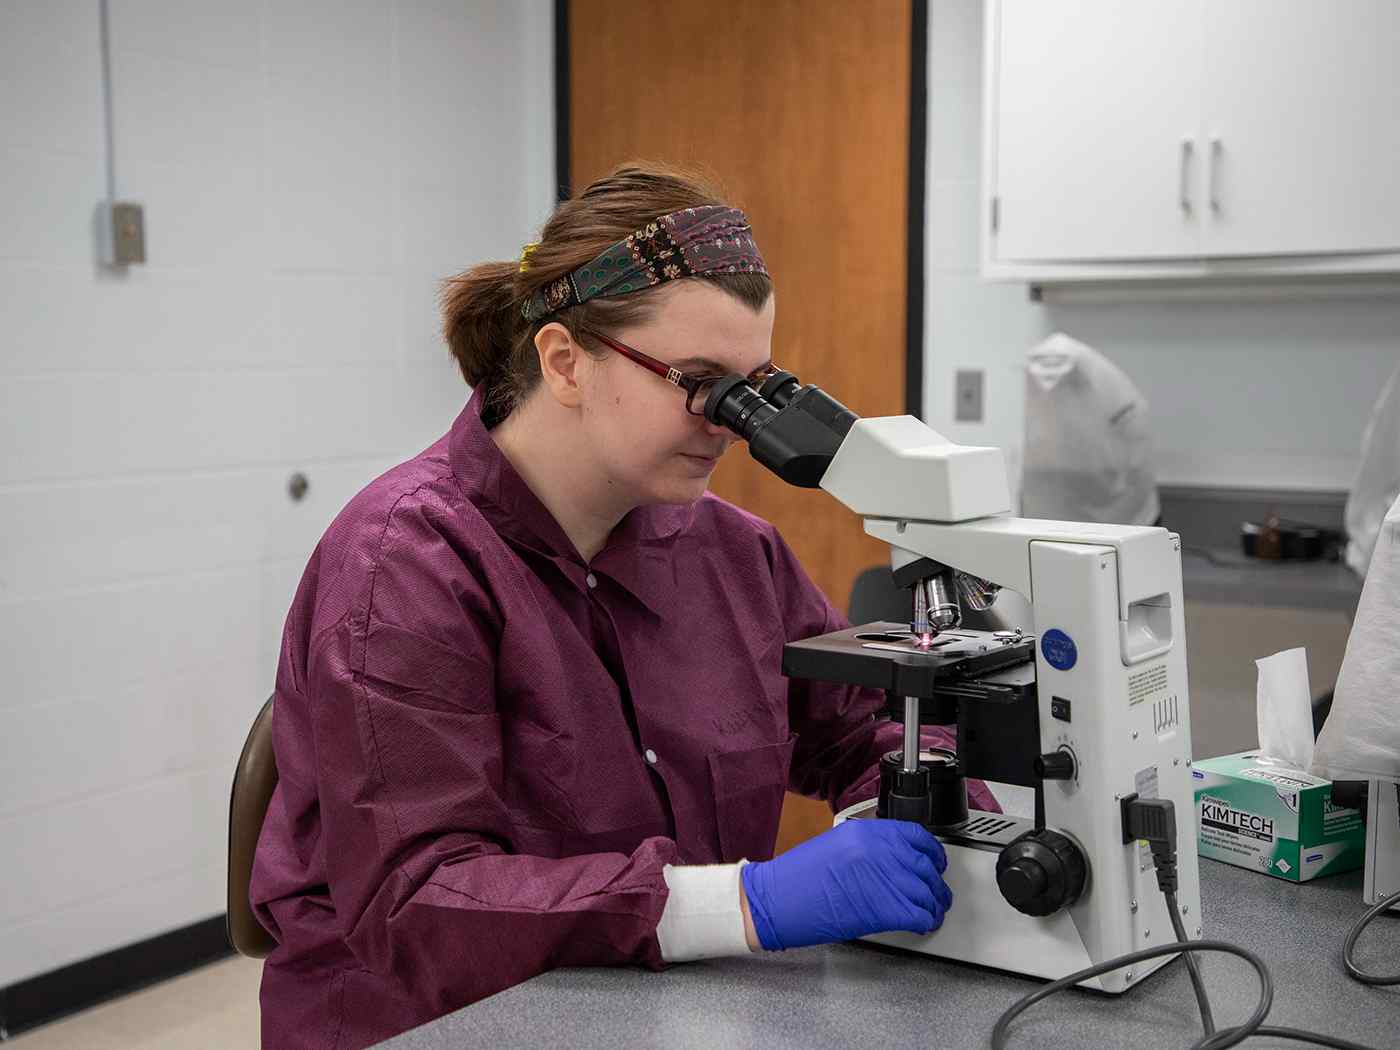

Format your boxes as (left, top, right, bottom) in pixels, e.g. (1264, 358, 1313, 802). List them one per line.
(378, 860, 1398, 1050)
(1181, 547, 1361, 615)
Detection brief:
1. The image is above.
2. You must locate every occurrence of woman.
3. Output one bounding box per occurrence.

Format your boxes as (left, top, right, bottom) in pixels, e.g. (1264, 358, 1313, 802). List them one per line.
(251, 164, 993, 1049)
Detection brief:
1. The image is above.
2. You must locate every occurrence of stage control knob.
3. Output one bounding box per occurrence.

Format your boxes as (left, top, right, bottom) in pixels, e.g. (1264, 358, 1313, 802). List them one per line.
(1034, 747, 1077, 781)
(996, 829, 1087, 917)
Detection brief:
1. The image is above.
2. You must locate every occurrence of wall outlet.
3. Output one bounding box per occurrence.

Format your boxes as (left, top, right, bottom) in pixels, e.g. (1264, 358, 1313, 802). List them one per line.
(955, 369, 984, 422)
(98, 200, 145, 265)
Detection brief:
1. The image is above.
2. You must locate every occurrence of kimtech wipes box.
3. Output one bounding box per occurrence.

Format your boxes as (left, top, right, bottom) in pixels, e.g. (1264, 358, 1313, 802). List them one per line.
(1192, 751, 1364, 882)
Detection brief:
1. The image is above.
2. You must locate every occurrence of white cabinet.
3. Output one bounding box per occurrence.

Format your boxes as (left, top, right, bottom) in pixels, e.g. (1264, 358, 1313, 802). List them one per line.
(1200, 1, 1400, 258)
(992, 0, 1204, 263)
(983, 0, 1400, 281)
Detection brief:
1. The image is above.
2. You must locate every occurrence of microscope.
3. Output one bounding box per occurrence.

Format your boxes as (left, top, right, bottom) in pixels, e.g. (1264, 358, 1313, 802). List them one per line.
(704, 370, 1201, 993)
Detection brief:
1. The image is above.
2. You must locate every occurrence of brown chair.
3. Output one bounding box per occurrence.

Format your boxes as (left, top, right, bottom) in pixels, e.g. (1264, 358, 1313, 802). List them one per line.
(227, 695, 279, 958)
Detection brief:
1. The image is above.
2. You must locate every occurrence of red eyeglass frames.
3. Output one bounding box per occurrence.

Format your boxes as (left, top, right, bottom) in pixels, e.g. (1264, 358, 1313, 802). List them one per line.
(579, 327, 779, 416)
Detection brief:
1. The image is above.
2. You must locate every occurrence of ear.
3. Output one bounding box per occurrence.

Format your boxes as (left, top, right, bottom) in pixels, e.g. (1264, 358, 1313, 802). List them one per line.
(533, 322, 587, 408)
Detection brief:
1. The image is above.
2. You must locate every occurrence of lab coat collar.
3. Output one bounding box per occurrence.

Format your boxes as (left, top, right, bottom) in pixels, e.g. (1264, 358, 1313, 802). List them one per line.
(448, 387, 690, 618)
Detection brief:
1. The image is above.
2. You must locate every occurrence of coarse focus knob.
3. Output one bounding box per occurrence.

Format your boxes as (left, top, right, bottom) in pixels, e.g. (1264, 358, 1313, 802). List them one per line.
(1034, 747, 1076, 781)
(996, 829, 1087, 917)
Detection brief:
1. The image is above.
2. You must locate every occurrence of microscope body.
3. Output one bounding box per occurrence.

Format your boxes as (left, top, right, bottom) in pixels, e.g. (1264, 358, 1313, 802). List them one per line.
(798, 417, 1201, 992)
(705, 376, 1202, 991)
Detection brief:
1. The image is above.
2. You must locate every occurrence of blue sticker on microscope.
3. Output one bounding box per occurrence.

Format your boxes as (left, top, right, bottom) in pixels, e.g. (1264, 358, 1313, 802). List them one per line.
(1041, 629, 1078, 670)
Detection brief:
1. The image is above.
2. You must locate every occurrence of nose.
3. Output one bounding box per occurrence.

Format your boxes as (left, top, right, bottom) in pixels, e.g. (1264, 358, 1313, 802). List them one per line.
(700, 415, 735, 443)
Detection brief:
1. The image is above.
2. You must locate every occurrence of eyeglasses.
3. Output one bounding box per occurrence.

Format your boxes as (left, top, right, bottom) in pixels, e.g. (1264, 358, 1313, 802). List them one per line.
(580, 328, 779, 416)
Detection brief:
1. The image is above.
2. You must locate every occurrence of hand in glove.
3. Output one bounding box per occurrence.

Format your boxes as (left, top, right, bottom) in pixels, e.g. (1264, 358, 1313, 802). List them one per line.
(740, 819, 952, 951)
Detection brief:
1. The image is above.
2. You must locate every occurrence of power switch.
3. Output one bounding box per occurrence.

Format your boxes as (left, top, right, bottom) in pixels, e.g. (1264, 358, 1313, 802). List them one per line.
(1051, 696, 1071, 723)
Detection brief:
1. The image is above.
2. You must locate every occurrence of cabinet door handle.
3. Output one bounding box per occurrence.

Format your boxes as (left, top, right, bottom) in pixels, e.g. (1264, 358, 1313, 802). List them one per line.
(1179, 138, 1193, 213)
(1208, 137, 1223, 212)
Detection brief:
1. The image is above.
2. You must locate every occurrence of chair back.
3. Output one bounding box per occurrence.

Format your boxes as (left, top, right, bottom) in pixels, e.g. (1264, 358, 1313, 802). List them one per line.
(848, 565, 908, 626)
(227, 696, 279, 958)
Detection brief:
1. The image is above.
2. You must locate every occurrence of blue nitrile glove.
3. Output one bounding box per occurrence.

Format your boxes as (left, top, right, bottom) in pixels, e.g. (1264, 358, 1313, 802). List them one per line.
(740, 819, 952, 951)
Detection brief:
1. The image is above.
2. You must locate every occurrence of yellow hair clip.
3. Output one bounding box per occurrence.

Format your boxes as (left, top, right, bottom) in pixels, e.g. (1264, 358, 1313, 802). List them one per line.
(518, 242, 540, 273)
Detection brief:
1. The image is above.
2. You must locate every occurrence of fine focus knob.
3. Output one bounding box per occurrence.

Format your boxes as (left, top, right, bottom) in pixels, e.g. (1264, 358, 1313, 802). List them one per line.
(996, 858, 1049, 908)
(996, 829, 1087, 917)
(1034, 748, 1076, 781)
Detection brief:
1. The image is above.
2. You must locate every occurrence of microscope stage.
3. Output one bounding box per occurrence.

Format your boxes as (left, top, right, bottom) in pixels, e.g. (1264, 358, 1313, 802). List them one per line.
(782, 621, 1035, 701)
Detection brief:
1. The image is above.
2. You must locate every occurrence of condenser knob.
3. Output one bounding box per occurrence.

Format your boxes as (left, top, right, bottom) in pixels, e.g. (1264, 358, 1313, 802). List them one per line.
(1034, 748, 1076, 781)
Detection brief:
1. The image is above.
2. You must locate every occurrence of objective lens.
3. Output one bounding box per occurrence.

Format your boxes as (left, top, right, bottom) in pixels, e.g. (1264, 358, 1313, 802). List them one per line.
(911, 572, 961, 633)
(955, 572, 1001, 612)
(927, 573, 962, 630)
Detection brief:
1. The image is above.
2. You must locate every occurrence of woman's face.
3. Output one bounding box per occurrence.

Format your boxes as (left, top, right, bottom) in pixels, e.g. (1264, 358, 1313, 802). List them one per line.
(577, 281, 776, 507)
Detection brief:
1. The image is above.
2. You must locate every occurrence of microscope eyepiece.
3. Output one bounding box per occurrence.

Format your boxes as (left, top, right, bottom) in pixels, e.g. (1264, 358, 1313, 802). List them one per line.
(758, 370, 801, 407)
(702, 369, 858, 488)
(703, 375, 780, 441)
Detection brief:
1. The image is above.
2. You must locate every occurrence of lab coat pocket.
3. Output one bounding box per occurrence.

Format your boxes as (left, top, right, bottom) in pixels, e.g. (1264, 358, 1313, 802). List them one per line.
(707, 733, 797, 863)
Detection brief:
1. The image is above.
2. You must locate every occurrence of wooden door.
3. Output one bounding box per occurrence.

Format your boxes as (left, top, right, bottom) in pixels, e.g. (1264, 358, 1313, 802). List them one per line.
(992, 0, 1205, 262)
(570, 0, 912, 851)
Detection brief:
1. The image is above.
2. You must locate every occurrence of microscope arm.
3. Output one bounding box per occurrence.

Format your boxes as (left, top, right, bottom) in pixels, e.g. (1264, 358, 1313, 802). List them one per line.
(705, 371, 1178, 658)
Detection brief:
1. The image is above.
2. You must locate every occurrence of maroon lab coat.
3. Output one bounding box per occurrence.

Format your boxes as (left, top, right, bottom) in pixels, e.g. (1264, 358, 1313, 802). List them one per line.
(250, 387, 995, 1048)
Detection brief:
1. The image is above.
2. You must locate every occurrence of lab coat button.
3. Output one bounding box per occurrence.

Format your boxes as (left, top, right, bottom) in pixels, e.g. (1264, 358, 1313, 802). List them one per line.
(644, 748, 658, 765)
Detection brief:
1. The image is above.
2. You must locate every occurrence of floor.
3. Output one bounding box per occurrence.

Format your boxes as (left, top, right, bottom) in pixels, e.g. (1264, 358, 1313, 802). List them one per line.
(7, 956, 262, 1050)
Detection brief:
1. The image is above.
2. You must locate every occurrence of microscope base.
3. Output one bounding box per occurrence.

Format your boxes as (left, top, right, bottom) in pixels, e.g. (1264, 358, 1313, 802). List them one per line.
(835, 799, 1176, 993)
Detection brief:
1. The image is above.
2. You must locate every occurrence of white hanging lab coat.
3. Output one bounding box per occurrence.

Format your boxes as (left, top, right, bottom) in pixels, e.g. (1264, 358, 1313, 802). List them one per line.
(1020, 332, 1160, 526)
(1344, 361, 1400, 578)
(1312, 491, 1400, 783)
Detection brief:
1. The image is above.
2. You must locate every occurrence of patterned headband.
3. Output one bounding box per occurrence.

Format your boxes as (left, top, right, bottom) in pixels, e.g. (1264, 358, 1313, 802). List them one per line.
(521, 205, 767, 323)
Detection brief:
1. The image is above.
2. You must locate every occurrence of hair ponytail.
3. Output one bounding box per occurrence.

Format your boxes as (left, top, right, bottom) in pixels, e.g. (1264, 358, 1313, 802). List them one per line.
(441, 261, 524, 388)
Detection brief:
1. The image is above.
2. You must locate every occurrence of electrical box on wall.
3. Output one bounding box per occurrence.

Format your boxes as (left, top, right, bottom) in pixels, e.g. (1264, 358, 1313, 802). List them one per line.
(955, 369, 984, 422)
(99, 200, 145, 266)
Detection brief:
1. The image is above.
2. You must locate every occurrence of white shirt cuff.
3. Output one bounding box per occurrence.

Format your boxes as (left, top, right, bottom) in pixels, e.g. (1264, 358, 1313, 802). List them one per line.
(655, 861, 752, 962)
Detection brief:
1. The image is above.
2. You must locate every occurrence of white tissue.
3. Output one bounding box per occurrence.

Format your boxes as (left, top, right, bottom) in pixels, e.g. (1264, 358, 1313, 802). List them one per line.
(1256, 648, 1314, 771)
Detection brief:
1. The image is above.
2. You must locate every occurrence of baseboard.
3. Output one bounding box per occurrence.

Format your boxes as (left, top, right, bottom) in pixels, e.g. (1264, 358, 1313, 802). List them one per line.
(0, 914, 234, 1039)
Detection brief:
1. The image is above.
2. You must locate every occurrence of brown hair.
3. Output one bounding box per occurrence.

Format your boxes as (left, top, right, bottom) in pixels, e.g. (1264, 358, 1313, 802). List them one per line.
(440, 162, 773, 419)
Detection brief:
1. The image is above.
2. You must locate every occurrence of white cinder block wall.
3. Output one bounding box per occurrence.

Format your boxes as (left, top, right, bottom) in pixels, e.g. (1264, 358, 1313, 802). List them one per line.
(925, 0, 1400, 492)
(0, 0, 554, 986)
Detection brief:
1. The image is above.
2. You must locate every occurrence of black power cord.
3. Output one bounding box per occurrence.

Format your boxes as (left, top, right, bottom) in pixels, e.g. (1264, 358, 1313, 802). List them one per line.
(1342, 887, 1400, 986)
(1118, 795, 1218, 1035)
(1168, 889, 1217, 1035)
(990, 937, 1272, 1050)
(991, 797, 1392, 1050)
